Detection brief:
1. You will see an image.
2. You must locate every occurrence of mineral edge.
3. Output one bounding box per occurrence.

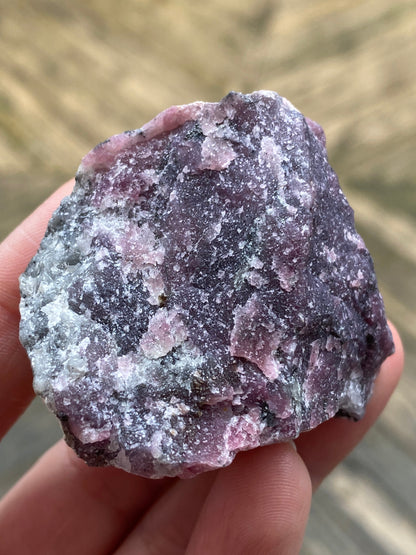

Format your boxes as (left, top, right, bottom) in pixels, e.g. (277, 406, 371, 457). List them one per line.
(19, 90, 394, 478)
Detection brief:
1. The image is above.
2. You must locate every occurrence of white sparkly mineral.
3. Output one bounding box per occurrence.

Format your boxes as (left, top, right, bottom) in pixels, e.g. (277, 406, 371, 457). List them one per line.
(19, 91, 394, 478)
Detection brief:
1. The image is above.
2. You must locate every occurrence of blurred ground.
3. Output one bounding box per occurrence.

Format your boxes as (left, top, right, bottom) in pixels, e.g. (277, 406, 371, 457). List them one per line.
(0, 0, 415, 552)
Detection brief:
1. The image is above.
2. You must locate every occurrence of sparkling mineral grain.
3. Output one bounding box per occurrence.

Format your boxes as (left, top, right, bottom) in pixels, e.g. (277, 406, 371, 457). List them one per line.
(20, 91, 394, 478)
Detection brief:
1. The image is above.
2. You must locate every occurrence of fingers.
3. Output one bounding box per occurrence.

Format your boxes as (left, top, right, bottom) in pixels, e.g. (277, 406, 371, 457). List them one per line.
(115, 471, 217, 555)
(116, 444, 311, 555)
(0, 440, 171, 555)
(0, 442, 311, 555)
(115, 444, 311, 555)
(185, 443, 311, 555)
(0, 181, 74, 439)
(295, 322, 404, 491)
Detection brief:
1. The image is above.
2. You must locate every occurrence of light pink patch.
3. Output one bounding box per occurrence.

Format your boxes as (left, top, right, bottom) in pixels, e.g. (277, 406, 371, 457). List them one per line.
(275, 265, 298, 291)
(81, 103, 204, 172)
(140, 309, 188, 359)
(70, 422, 112, 444)
(200, 386, 236, 406)
(225, 411, 262, 452)
(245, 270, 267, 288)
(81, 132, 140, 172)
(199, 136, 236, 171)
(141, 103, 203, 141)
(119, 222, 165, 270)
(305, 117, 326, 147)
(230, 295, 282, 381)
(142, 266, 165, 305)
(303, 339, 322, 405)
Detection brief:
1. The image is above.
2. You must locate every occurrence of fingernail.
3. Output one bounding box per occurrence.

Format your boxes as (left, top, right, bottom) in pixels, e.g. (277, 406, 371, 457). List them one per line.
(287, 440, 297, 452)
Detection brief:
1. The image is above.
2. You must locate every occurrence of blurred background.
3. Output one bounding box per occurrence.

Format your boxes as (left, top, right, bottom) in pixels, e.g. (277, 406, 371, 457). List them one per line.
(0, 0, 415, 552)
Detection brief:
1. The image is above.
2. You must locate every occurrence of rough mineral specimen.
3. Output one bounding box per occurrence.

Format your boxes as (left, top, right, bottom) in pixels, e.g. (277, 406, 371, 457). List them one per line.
(20, 91, 394, 478)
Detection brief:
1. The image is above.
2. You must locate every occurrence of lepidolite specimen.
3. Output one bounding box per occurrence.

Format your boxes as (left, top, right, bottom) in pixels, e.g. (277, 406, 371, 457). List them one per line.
(20, 91, 394, 478)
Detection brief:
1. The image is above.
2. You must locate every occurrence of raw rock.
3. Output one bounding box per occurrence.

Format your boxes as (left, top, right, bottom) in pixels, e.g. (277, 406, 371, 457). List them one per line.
(19, 91, 394, 478)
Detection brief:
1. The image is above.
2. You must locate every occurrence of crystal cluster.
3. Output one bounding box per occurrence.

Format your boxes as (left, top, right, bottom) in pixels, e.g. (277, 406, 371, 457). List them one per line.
(20, 91, 394, 478)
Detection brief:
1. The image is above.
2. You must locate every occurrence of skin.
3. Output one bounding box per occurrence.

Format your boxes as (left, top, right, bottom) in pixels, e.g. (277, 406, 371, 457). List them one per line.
(0, 180, 404, 554)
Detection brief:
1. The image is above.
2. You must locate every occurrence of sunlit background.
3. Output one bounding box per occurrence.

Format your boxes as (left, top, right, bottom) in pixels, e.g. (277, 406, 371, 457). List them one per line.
(1, 1, 415, 552)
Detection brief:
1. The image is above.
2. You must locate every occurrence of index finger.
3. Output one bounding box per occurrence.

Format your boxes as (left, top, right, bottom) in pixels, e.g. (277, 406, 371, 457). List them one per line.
(0, 180, 74, 439)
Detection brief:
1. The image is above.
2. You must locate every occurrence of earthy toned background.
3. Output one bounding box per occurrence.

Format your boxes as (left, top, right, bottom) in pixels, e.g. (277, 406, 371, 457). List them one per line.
(1, 0, 415, 552)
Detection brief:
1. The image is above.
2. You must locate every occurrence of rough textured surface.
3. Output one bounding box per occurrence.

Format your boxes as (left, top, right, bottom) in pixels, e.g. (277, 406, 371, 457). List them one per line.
(19, 91, 394, 478)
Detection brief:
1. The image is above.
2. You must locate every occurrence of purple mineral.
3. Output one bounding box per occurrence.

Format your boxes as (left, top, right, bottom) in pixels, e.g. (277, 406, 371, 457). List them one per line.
(19, 91, 394, 478)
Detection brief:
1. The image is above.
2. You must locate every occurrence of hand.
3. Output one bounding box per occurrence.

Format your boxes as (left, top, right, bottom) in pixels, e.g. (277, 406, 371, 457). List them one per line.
(0, 181, 403, 554)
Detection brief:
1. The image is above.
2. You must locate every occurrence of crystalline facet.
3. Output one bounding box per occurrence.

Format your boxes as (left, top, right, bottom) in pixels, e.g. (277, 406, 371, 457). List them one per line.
(19, 91, 394, 478)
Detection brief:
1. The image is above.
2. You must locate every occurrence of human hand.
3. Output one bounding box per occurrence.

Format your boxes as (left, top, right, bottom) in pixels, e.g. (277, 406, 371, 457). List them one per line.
(0, 181, 403, 554)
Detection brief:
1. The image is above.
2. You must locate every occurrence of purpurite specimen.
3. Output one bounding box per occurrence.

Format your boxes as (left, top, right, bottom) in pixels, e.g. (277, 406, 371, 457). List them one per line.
(20, 91, 394, 478)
